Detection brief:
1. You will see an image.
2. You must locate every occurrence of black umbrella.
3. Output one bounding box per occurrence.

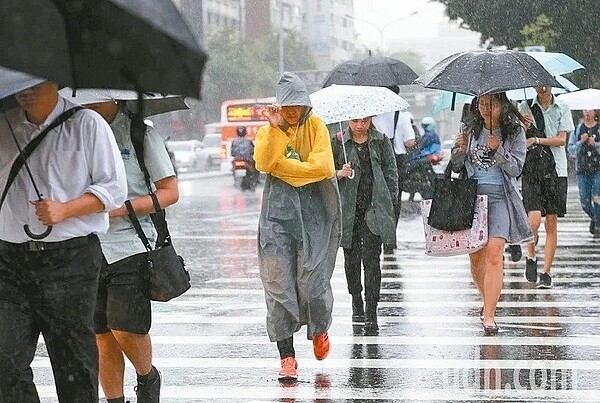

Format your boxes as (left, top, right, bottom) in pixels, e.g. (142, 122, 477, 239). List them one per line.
(322, 56, 418, 88)
(414, 49, 562, 96)
(0, 0, 208, 98)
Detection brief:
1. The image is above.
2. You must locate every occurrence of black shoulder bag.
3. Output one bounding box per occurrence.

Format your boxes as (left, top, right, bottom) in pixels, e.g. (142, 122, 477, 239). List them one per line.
(126, 121, 190, 302)
(522, 101, 557, 179)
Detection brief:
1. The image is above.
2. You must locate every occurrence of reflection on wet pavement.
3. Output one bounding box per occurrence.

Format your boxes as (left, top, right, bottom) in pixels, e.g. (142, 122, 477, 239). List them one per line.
(33, 178, 600, 402)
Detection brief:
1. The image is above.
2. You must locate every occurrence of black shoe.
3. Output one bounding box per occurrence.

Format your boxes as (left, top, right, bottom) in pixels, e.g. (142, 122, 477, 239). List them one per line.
(383, 245, 395, 255)
(135, 366, 161, 403)
(525, 257, 538, 283)
(538, 272, 552, 289)
(508, 245, 522, 262)
(483, 322, 499, 336)
(351, 294, 365, 323)
(590, 220, 595, 235)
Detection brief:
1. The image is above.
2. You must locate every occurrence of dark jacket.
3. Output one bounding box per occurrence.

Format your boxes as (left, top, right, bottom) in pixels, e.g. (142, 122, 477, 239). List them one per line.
(331, 127, 398, 248)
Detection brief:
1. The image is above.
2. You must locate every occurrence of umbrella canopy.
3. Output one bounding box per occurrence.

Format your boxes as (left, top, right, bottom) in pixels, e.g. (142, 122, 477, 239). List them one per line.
(0, 67, 45, 100)
(0, 0, 208, 98)
(432, 76, 579, 114)
(310, 84, 409, 125)
(58, 88, 189, 118)
(415, 49, 563, 96)
(322, 56, 418, 88)
(525, 51, 585, 76)
(556, 89, 600, 110)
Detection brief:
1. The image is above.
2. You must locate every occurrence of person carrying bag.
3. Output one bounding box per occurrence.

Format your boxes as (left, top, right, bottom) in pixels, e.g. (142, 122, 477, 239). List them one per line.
(127, 119, 190, 302)
(521, 99, 557, 179)
(447, 93, 532, 336)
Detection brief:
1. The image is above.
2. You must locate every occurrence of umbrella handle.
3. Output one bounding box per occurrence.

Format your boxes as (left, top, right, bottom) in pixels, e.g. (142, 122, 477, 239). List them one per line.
(24, 224, 53, 240)
(349, 169, 355, 179)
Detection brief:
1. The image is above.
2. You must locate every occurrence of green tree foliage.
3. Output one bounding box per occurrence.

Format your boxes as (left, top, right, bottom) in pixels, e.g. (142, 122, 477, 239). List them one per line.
(521, 14, 558, 50)
(432, 0, 600, 87)
(153, 30, 317, 136)
(199, 30, 316, 122)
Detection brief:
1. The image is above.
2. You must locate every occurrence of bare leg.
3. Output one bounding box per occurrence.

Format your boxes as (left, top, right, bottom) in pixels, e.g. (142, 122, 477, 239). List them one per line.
(482, 237, 506, 327)
(96, 333, 126, 399)
(469, 248, 486, 299)
(527, 211, 542, 258)
(543, 214, 558, 274)
(111, 330, 154, 376)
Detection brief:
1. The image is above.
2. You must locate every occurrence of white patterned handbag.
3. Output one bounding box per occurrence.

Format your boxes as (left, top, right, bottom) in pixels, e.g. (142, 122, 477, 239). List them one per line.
(421, 195, 488, 256)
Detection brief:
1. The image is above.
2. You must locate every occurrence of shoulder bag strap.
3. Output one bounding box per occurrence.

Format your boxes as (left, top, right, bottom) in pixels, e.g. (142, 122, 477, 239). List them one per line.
(124, 199, 153, 252)
(0, 106, 84, 212)
(129, 119, 171, 246)
(392, 110, 399, 139)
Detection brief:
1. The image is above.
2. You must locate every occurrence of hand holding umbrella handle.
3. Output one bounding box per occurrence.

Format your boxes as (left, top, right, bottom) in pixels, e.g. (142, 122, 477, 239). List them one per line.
(24, 224, 52, 240)
(26, 196, 53, 240)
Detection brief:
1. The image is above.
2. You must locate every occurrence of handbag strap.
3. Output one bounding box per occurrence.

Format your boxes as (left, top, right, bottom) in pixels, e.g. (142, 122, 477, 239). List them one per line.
(0, 106, 84, 212)
(124, 199, 153, 252)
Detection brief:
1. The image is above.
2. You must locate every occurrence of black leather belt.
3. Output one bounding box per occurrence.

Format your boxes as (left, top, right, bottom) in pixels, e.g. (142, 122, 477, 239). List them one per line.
(0, 234, 95, 252)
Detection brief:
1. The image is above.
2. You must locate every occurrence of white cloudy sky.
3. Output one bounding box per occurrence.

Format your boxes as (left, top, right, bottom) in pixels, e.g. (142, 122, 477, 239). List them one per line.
(352, 0, 450, 44)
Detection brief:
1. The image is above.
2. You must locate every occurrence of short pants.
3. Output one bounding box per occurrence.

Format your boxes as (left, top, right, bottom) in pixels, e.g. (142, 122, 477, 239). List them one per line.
(94, 253, 151, 334)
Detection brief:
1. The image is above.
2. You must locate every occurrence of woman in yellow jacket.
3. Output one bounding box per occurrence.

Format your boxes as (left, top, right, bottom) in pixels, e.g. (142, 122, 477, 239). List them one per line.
(254, 72, 341, 381)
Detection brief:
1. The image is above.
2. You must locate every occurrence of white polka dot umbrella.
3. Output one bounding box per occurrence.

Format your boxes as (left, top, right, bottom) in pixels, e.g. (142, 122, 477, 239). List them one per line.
(309, 84, 409, 125)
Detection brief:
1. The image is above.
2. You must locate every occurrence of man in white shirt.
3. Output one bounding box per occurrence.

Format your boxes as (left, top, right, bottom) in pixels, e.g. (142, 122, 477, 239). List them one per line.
(0, 81, 127, 402)
(372, 93, 416, 254)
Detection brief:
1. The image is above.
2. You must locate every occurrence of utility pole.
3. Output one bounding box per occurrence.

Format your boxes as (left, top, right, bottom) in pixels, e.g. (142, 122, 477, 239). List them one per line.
(278, 0, 285, 76)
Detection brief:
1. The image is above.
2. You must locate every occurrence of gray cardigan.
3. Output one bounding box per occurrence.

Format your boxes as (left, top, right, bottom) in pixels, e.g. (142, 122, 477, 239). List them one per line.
(450, 128, 533, 244)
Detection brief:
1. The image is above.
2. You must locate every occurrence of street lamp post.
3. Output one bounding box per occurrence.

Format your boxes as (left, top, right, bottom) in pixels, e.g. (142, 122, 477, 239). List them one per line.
(346, 11, 418, 53)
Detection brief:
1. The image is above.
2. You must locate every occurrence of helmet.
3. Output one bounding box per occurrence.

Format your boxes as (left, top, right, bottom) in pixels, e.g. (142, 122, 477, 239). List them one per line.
(421, 116, 436, 131)
(236, 126, 247, 137)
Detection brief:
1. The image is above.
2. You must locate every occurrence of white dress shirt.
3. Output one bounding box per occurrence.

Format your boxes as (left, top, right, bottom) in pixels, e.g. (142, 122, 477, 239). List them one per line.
(0, 97, 127, 242)
(372, 110, 415, 155)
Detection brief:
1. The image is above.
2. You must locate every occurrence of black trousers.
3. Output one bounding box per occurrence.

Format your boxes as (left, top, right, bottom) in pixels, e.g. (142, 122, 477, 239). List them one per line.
(0, 235, 103, 403)
(343, 215, 382, 302)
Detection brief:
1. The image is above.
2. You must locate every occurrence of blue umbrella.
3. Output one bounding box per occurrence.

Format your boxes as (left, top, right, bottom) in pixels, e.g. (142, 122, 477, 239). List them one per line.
(525, 51, 585, 76)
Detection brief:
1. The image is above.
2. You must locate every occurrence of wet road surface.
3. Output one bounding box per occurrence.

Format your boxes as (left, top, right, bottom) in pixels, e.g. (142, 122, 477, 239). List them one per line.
(35, 173, 600, 402)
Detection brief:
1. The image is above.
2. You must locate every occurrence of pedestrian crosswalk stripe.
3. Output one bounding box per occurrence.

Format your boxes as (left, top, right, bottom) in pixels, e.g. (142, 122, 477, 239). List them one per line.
(149, 315, 600, 324)
(29, 357, 600, 370)
(185, 287, 600, 296)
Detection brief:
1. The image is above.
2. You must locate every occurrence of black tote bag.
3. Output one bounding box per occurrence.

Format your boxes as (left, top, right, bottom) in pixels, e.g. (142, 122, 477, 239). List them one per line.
(427, 164, 478, 231)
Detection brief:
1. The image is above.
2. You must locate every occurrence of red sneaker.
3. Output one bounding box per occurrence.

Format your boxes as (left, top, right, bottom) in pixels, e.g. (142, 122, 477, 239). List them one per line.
(312, 333, 330, 361)
(278, 357, 298, 380)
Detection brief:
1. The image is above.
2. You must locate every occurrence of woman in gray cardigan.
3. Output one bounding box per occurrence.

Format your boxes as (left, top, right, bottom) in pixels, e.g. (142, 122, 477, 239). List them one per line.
(451, 93, 533, 336)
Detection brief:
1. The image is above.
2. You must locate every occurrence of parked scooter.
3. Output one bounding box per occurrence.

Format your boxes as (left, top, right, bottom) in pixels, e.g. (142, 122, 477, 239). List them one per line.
(232, 157, 258, 191)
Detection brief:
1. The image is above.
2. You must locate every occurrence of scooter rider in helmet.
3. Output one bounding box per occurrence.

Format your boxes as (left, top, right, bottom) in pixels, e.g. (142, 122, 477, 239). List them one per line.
(231, 126, 255, 161)
(231, 125, 258, 184)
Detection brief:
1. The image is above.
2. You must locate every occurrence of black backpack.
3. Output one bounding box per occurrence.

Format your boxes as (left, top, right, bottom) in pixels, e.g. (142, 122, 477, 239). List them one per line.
(521, 100, 557, 179)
